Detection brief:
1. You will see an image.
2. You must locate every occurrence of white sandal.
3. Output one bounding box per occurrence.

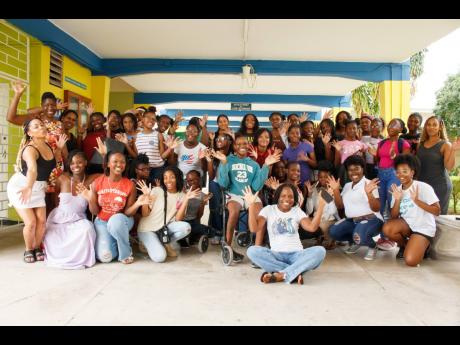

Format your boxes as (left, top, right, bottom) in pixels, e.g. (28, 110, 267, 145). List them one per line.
(121, 256, 134, 264)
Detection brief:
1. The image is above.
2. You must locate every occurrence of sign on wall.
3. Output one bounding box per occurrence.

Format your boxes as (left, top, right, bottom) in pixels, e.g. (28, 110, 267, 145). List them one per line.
(231, 102, 251, 111)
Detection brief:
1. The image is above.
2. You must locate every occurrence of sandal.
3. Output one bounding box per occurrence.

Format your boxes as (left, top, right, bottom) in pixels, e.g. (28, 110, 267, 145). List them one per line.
(323, 240, 337, 250)
(121, 256, 134, 264)
(260, 272, 277, 284)
(297, 274, 304, 285)
(24, 250, 36, 263)
(34, 248, 45, 261)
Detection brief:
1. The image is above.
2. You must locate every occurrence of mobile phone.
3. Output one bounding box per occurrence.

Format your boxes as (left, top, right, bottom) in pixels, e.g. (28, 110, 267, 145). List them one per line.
(320, 189, 334, 204)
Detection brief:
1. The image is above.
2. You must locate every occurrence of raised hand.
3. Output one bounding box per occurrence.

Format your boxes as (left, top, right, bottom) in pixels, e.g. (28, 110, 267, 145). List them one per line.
(322, 109, 333, 120)
(165, 135, 182, 150)
(77, 124, 87, 137)
(409, 185, 419, 202)
(87, 102, 94, 116)
(367, 146, 378, 157)
(136, 180, 152, 195)
(265, 151, 281, 166)
(265, 176, 280, 190)
(76, 182, 93, 201)
(18, 186, 32, 204)
(115, 133, 129, 145)
(322, 132, 331, 145)
(94, 137, 107, 157)
(185, 187, 201, 200)
(390, 183, 403, 201)
(203, 148, 213, 162)
(154, 178, 161, 187)
(211, 149, 227, 164)
(199, 114, 208, 128)
(56, 134, 68, 150)
(326, 175, 341, 191)
(56, 100, 69, 110)
(208, 131, 215, 142)
(305, 180, 313, 196)
(198, 148, 206, 160)
(12, 80, 26, 95)
(450, 137, 460, 152)
(248, 144, 258, 160)
(279, 120, 289, 136)
(242, 186, 259, 206)
(174, 111, 184, 124)
(313, 122, 321, 138)
(331, 140, 342, 152)
(203, 193, 213, 204)
(364, 178, 380, 194)
(299, 112, 308, 123)
(136, 194, 156, 206)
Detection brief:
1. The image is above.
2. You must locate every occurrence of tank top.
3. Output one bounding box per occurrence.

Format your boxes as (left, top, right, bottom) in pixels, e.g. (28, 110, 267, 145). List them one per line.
(21, 144, 57, 181)
(417, 140, 449, 186)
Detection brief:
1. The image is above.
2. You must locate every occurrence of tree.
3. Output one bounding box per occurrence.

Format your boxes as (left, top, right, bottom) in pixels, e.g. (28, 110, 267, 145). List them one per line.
(351, 50, 427, 116)
(433, 71, 460, 138)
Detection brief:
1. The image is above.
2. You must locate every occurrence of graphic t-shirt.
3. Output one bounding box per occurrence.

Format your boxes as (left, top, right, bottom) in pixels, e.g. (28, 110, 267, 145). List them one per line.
(174, 142, 207, 176)
(94, 175, 133, 221)
(259, 205, 307, 252)
(390, 181, 439, 237)
(338, 140, 367, 164)
(135, 131, 164, 168)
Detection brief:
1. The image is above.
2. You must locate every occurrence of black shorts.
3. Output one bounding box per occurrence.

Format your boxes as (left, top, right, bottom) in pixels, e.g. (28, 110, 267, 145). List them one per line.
(409, 229, 434, 243)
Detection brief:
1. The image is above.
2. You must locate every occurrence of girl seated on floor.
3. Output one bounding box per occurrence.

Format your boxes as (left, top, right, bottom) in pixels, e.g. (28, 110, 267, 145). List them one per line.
(383, 154, 440, 267)
(244, 184, 327, 285)
(327, 155, 383, 261)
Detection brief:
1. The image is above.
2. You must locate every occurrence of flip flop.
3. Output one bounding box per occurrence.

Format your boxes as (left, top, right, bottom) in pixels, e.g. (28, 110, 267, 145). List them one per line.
(260, 272, 277, 284)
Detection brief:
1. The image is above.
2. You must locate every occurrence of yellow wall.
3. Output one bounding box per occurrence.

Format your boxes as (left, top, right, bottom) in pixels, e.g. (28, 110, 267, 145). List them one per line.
(109, 92, 134, 113)
(379, 80, 411, 125)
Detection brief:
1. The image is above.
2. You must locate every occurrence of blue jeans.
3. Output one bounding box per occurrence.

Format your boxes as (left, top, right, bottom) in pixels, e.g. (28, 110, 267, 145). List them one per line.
(247, 246, 326, 284)
(377, 167, 400, 217)
(329, 217, 383, 248)
(94, 214, 134, 262)
(137, 221, 191, 263)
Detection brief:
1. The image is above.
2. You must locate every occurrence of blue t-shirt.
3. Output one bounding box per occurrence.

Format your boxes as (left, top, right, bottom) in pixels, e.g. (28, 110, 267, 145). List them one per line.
(282, 142, 314, 183)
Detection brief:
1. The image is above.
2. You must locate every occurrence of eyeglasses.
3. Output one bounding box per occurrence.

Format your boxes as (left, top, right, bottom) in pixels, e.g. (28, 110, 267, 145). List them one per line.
(216, 136, 228, 142)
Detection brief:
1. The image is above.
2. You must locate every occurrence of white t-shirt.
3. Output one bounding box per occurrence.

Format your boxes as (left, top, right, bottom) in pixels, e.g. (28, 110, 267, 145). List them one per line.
(342, 177, 383, 220)
(390, 181, 439, 237)
(174, 142, 206, 177)
(259, 205, 307, 252)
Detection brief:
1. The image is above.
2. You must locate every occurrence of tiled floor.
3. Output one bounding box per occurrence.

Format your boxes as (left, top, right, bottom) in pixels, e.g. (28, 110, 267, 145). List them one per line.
(0, 226, 459, 325)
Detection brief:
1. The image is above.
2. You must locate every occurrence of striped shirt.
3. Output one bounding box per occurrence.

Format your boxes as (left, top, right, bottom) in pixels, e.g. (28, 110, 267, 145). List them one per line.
(135, 131, 164, 168)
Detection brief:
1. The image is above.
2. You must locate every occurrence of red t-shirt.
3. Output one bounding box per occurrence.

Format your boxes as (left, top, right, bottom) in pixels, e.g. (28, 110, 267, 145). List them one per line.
(82, 130, 106, 161)
(94, 175, 133, 221)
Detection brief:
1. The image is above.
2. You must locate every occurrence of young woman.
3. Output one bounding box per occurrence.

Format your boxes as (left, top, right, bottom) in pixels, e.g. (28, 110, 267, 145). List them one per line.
(334, 110, 352, 140)
(171, 122, 207, 183)
(7, 81, 67, 211)
(300, 120, 315, 145)
(359, 115, 373, 138)
(370, 118, 410, 217)
(216, 134, 281, 262)
(416, 116, 459, 214)
(328, 155, 383, 261)
(269, 112, 287, 151)
(59, 109, 79, 153)
(77, 151, 151, 264)
(82, 112, 107, 174)
(237, 113, 259, 145)
(7, 119, 65, 263)
(313, 118, 336, 164)
(121, 112, 139, 143)
(306, 160, 340, 250)
(44, 150, 101, 269)
(383, 154, 441, 266)
(136, 166, 195, 261)
(244, 184, 327, 285)
(363, 118, 385, 180)
(282, 124, 317, 184)
(401, 112, 423, 155)
(248, 128, 277, 168)
(212, 114, 234, 138)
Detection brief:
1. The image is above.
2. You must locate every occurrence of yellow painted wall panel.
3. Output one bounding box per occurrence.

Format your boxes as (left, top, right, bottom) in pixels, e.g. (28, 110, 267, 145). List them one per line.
(91, 76, 110, 114)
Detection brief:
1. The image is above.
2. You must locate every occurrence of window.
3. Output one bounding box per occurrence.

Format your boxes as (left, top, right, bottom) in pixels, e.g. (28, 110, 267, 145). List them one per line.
(64, 90, 91, 129)
(49, 50, 63, 88)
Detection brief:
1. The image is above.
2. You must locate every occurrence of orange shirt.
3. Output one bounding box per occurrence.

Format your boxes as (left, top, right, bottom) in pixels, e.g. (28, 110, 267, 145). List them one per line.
(94, 175, 133, 221)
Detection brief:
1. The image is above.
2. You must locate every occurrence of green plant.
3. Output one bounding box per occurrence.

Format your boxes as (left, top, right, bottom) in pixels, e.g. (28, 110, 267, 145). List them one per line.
(451, 176, 460, 214)
(433, 71, 460, 138)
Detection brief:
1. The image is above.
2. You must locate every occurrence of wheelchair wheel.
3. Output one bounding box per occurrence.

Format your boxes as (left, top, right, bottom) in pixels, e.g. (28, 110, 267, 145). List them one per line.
(236, 232, 251, 248)
(198, 235, 209, 253)
(221, 245, 233, 266)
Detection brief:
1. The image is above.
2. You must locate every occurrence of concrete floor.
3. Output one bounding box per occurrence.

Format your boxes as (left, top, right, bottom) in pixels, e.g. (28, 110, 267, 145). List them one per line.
(1, 226, 459, 326)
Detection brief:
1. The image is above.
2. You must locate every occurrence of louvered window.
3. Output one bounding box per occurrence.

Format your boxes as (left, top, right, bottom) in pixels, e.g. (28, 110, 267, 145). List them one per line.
(49, 50, 63, 88)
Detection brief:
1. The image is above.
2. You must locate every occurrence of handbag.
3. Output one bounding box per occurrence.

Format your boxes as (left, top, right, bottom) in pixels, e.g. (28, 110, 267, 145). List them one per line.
(158, 189, 171, 244)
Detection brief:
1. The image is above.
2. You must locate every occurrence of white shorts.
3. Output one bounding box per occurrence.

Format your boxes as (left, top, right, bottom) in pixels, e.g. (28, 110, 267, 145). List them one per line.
(227, 193, 262, 210)
(7, 173, 47, 209)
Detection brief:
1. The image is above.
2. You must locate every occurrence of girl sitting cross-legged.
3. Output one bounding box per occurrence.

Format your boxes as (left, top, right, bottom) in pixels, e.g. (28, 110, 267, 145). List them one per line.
(244, 184, 327, 285)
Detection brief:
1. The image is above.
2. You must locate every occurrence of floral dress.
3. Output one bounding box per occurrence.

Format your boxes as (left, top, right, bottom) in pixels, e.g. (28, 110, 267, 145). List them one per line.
(43, 119, 64, 193)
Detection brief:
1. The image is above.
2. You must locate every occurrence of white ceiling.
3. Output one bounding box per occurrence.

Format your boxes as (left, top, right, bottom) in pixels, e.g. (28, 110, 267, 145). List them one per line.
(50, 19, 460, 62)
(119, 73, 364, 95)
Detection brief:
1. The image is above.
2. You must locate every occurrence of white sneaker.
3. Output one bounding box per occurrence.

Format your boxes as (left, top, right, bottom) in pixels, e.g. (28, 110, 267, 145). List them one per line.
(376, 238, 397, 251)
(345, 244, 360, 254)
(210, 236, 221, 245)
(364, 247, 378, 261)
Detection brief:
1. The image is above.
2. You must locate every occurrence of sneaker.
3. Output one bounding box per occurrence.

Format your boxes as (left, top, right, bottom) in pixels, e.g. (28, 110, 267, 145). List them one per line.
(364, 247, 378, 261)
(232, 250, 245, 263)
(164, 243, 178, 257)
(345, 244, 360, 254)
(376, 238, 397, 251)
(210, 236, 221, 245)
(396, 246, 405, 259)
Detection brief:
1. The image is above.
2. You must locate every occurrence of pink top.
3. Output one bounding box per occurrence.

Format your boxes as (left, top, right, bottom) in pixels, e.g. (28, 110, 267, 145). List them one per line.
(378, 139, 410, 168)
(339, 140, 368, 164)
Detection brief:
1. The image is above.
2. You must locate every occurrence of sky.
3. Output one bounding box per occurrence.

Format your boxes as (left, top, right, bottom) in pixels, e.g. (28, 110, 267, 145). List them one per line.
(410, 27, 460, 112)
